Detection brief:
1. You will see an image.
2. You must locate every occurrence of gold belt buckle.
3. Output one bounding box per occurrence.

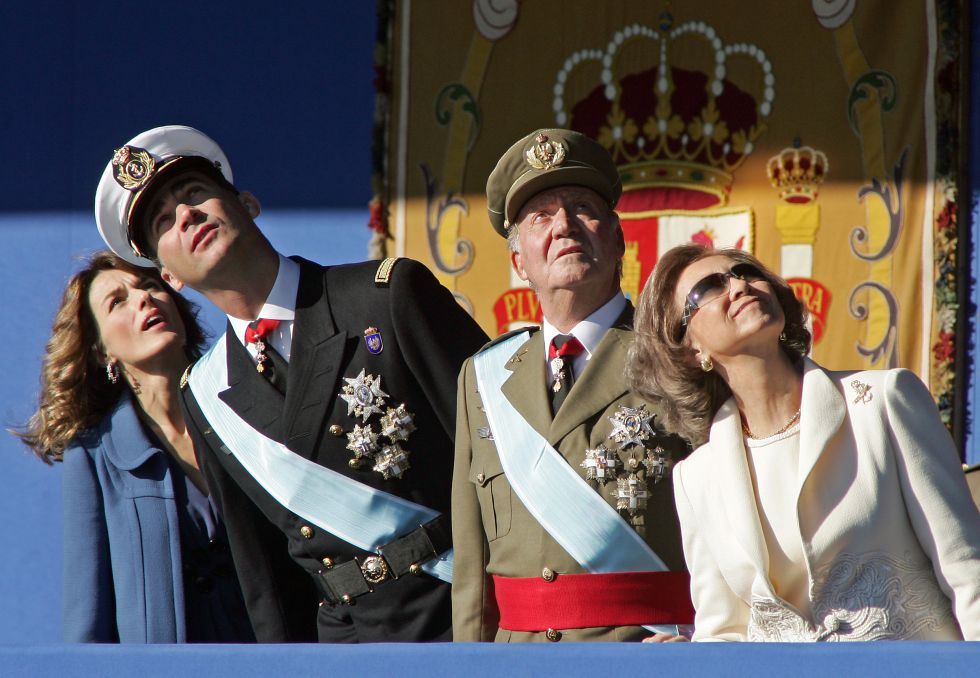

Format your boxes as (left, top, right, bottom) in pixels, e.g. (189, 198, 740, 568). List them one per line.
(360, 555, 390, 585)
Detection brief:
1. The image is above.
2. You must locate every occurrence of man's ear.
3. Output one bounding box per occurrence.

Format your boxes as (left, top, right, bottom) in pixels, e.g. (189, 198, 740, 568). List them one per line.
(613, 214, 626, 259)
(510, 250, 528, 283)
(239, 191, 261, 219)
(161, 267, 184, 292)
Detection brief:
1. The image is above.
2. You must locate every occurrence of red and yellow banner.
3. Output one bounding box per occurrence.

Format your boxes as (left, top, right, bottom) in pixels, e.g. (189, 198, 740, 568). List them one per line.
(378, 0, 959, 410)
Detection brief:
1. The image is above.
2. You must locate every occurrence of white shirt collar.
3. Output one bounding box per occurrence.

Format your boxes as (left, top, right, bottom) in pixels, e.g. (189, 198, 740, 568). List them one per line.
(541, 291, 627, 360)
(228, 253, 300, 344)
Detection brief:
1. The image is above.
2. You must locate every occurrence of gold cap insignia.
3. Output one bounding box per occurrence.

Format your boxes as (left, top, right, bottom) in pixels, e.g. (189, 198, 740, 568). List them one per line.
(111, 145, 156, 191)
(525, 133, 566, 170)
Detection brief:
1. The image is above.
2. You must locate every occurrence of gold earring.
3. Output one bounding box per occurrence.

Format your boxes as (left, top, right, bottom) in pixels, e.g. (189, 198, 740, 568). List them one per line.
(700, 356, 714, 372)
(779, 331, 787, 342)
(106, 360, 119, 384)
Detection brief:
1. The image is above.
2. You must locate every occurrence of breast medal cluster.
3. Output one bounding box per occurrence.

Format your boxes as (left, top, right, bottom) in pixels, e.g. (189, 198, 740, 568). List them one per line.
(339, 369, 416, 480)
(579, 404, 669, 521)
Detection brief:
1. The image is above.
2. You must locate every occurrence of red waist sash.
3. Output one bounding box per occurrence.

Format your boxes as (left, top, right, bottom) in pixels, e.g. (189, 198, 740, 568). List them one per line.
(493, 571, 694, 631)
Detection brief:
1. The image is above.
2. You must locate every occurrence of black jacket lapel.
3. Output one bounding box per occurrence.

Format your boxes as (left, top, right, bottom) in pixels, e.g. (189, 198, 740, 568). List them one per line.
(218, 324, 286, 442)
(282, 259, 348, 459)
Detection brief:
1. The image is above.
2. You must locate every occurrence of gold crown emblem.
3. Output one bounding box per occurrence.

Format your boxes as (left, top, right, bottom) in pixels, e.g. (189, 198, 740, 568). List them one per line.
(525, 133, 566, 170)
(111, 145, 156, 192)
(554, 12, 775, 206)
(766, 140, 829, 204)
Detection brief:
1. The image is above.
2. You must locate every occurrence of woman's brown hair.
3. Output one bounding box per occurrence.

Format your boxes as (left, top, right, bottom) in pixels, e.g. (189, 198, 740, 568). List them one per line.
(15, 251, 207, 463)
(627, 245, 811, 447)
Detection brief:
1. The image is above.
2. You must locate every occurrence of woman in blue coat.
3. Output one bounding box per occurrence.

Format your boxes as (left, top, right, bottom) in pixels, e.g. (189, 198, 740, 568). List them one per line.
(18, 251, 254, 643)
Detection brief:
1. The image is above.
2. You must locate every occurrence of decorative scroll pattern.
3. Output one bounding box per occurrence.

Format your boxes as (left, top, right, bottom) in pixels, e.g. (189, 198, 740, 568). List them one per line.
(420, 163, 475, 276)
(849, 148, 907, 262)
(846, 71, 898, 135)
(435, 83, 481, 152)
(847, 281, 899, 368)
(847, 150, 907, 369)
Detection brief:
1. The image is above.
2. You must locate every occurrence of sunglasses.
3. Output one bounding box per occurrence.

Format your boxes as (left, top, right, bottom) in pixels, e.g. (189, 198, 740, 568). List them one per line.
(678, 262, 768, 336)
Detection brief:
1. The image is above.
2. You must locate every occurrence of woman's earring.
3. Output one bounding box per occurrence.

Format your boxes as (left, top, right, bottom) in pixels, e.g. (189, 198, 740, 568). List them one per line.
(700, 356, 714, 372)
(779, 331, 787, 342)
(106, 360, 119, 384)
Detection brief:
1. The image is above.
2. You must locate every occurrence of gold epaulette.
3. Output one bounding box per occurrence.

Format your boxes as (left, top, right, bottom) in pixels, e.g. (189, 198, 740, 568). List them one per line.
(374, 257, 400, 287)
(179, 363, 193, 390)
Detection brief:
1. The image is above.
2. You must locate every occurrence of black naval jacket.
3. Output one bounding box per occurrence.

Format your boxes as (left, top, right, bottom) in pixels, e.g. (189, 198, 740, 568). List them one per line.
(180, 257, 488, 642)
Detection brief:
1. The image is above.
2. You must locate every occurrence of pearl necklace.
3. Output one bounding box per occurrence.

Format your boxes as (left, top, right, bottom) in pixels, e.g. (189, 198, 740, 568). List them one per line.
(741, 408, 801, 440)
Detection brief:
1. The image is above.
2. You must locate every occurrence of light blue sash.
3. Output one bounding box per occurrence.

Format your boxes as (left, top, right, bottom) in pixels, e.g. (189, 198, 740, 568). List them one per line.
(475, 332, 686, 634)
(187, 338, 452, 583)
(474, 332, 667, 571)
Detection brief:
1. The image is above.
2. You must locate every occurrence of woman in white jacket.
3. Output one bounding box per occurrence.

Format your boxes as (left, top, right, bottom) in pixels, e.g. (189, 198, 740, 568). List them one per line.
(628, 244, 980, 641)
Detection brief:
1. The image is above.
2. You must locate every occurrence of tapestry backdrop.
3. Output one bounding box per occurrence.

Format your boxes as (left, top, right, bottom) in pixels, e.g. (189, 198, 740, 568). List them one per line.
(377, 0, 963, 439)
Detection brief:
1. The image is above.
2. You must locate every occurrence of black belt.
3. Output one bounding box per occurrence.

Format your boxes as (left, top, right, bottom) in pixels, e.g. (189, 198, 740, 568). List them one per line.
(312, 515, 451, 605)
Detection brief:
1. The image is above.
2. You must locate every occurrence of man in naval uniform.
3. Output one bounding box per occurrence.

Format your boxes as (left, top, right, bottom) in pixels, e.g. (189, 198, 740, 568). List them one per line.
(95, 125, 488, 642)
(451, 129, 692, 642)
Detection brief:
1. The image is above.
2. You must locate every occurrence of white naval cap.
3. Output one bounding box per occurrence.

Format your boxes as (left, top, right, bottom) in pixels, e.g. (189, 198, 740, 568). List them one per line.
(95, 125, 233, 267)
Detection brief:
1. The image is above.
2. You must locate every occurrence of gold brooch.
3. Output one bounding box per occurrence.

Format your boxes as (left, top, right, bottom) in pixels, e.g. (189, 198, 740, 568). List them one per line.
(525, 133, 566, 170)
(851, 379, 873, 404)
(111, 145, 156, 191)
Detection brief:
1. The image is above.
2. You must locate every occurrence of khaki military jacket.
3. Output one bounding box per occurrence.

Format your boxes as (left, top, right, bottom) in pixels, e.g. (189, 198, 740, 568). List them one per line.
(451, 310, 689, 642)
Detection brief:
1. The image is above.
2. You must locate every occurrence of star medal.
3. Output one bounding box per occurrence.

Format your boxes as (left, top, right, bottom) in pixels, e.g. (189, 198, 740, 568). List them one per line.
(607, 405, 655, 448)
(340, 369, 389, 421)
(373, 443, 411, 480)
(346, 424, 379, 460)
(380, 404, 416, 442)
(613, 473, 650, 515)
(581, 445, 620, 485)
(642, 446, 669, 484)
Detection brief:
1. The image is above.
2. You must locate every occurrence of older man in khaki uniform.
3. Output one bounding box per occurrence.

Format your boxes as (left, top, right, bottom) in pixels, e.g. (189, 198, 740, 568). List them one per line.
(451, 129, 693, 643)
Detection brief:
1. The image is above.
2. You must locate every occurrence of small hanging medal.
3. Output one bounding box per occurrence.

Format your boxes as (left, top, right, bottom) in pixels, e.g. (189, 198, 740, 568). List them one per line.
(581, 445, 620, 485)
(642, 446, 669, 484)
(379, 404, 416, 442)
(254, 338, 269, 373)
(551, 357, 565, 392)
(373, 443, 411, 480)
(346, 424, 379, 461)
(613, 473, 650, 514)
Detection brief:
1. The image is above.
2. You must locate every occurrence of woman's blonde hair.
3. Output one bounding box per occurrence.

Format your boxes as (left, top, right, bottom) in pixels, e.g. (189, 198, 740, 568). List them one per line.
(15, 251, 206, 463)
(627, 245, 810, 447)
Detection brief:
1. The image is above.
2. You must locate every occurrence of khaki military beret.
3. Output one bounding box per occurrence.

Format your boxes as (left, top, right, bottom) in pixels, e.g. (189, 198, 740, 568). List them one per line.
(485, 128, 622, 237)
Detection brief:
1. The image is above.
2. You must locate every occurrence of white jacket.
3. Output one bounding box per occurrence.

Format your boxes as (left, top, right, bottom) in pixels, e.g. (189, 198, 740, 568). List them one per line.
(673, 359, 980, 641)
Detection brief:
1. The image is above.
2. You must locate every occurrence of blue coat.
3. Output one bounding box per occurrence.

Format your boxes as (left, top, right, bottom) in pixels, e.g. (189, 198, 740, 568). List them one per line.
(62, 394, 186, 642)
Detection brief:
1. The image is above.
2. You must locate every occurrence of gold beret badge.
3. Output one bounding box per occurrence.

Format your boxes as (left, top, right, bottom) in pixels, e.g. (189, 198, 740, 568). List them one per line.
(111, 145, 156, 191)
(525, 133, 566, 170)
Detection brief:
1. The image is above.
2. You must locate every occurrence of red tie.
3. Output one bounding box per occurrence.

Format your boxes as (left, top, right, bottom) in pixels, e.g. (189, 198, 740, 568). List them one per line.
(244, 318, 281, 345)
(548, 334, 585, 362)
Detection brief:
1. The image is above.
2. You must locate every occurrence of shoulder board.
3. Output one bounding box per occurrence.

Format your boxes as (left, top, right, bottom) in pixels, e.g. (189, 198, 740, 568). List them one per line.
(374, 257, 401, 287)
(179, 363, 193, 390)
(478, 326, 539, 354)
